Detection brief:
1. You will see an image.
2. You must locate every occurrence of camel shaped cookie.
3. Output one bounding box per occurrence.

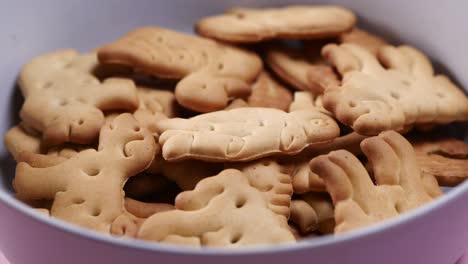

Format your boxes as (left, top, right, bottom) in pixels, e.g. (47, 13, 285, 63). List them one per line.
(309, 131, 441, 233)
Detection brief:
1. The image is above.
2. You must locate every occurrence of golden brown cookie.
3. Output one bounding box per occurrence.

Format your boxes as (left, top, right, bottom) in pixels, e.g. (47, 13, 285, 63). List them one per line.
(4, 124, 42, 161)
(310, 131, 441, 233)
(290, 193, 335, 234)
(289, 91, 330, 114)
(339, 28, 389, 54)
(224, 72, 293, 111)
(137, 86, 179, 118)
(98, 27, 262, 112)
(246, 71, 293, 111)
(265, 42, 339, 93)
(413, 138, 468, 186)
(230, 159, 293, 219)
(16, 145, 88, 168)
(19, 50, 139, 146)
(156, 107, 340, 162)
(277, 132, 367, 194)
(195, 6, 356, 43)
(137, 169, 295, 247)
(322, 43, 468, 135)
(111, 198, 175, 238)
(288, 161, 326, 193)
(4, 123, 92, 168)
(225, 98, 249, 110)
(14, 114, 156, 232)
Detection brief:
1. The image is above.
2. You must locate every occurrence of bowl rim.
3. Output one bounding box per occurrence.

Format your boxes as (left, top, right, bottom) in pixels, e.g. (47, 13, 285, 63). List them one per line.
(0, 176, 467, 255)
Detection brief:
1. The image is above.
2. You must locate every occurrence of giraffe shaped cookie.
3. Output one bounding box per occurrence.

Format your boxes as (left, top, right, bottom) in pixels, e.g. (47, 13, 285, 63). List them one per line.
(98, 27, 263, 112)
(19, 50, 139, 146)
(14, 114, 156, 232)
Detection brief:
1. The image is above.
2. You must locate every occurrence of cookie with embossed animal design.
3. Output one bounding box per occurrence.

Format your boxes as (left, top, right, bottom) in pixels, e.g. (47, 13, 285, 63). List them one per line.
(229, 159, 294, 219)
(14, 114, 156, 232)
(19, 50, 139, 146)
(310, 131, 441, 233)
(322, 43, 468, 135)
(138, 169, 295, 247)
(98, 27, 262, 113)
(156, 107, 339, 162)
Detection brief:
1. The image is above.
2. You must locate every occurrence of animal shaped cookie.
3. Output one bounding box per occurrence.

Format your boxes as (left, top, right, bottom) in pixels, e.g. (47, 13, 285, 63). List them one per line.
(19, 50, 139, 145)
(309, 131, 441, 233)
(413, 138, 468, 186)
(14, 114, 156, 232)
(195, 6, 356, 43)
(322, 44, 468, 135)
(138, 169, 295, 247)
(156, 107, 340, 162)
(98, 27, 262, 112)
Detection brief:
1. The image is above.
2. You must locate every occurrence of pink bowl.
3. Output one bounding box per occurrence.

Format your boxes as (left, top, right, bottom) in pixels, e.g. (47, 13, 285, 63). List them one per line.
(0, 0, 467, 263)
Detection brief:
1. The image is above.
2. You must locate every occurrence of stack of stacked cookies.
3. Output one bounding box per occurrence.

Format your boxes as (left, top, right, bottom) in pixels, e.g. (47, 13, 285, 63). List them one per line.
(4, 5, 468, 247)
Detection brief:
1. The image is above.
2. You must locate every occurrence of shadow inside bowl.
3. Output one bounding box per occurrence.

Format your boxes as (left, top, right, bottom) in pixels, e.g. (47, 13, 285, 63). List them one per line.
(0, 155, 15, 194)
(1, 84, 23, 194)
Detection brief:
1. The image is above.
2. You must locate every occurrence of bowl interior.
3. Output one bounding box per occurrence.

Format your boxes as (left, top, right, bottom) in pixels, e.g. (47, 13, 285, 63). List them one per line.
(0, 0, 467, 252)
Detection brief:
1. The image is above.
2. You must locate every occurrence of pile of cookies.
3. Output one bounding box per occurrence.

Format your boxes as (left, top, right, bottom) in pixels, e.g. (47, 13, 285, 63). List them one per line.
(4, 5, 468, 248)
